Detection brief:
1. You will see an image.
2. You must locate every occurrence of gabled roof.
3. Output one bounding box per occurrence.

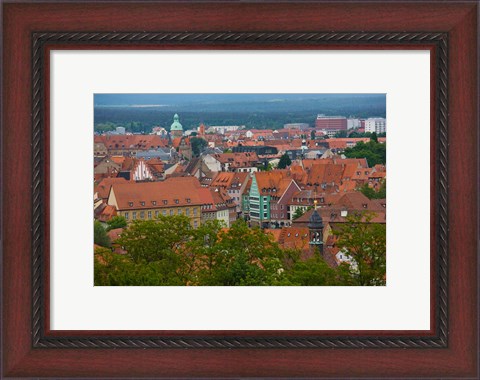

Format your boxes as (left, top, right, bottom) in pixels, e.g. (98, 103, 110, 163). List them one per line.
(110, 176, 202, 210)
(95, 135, 166, 150)
(254, 171, 295, 196)
(95, 177, 128, 199)
(212, 152, 259, 167)
(210, 171, 250, 190)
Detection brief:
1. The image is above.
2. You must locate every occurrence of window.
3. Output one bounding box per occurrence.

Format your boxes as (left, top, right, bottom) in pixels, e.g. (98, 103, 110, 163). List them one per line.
(280, 205, 284, 210)
(148, 211, 152, 219)
(170, 210, 174, 216)
(152, 201, 157, 206)
(263, 204, 267, 210)
(178, 209, 182, 215)
(140, 211, 145, 219)
(128, 202, 133, 207)
(193, 208, 197, 216)
(186, 198, 191, 203)
(140, 201, 145, 206)
(163, 200, 168, 205)
(162, 210, 167, 216)
(194, 220, 198, 228)
(132, 212, 137, 220)
(155, 211, 159, 217)
(174, 199, 179, 204)
(124, 212, 129, 220)
(263, 212, 267, 218)
(186, 208, 190, 216)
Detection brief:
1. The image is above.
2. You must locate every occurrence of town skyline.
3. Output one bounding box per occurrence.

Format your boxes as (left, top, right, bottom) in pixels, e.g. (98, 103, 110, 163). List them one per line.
(94, 93, 386, 133)
(94, 96, 387, 286)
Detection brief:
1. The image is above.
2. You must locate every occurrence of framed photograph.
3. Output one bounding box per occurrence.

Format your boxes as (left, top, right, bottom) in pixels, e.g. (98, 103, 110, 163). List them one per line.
(2, 1, 478, 378)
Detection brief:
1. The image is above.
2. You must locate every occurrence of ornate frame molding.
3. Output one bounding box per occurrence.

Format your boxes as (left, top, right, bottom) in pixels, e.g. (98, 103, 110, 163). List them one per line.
(31, 31, 448, 349)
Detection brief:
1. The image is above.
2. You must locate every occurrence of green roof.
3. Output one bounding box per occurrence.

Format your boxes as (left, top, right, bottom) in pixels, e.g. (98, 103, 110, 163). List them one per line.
(170, 113, 183, 131)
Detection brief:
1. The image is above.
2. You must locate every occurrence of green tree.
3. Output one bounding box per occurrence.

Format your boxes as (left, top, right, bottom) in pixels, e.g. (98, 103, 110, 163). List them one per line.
(277, 153, 292, 169)
(94, 220, 111, 248)
(370, 132, 378, 142)
(190, 137, 208, 156)
(106, 215, 127, 231)
(344, 141, 386, 166)
(359, 180, 386, 200)
(310, 130, 316, 140)
(334, 130, 347, 138)
(292, 206, 313, 220)
(333, 212, 386, 286)
(280, 250, 342, 286)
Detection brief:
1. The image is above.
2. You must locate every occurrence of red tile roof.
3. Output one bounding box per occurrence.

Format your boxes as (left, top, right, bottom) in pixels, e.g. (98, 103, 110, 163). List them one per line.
(95, 135, 166, 150)
(110, 177, 202, 210)
(95, 177, 128, 200)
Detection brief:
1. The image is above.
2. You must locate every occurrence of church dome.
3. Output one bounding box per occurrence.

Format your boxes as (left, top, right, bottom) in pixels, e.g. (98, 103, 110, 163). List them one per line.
(170, 114, 183, 132)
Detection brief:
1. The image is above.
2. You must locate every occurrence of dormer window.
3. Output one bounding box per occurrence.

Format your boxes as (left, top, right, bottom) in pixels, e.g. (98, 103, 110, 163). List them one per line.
(140, 201, 145, 206)
(362, 203, 368, 208)
(152, 201, 157, 206)
(128, 202, 133, 207)
(163, 200, 168, 205)
(186, 198, 191, 203)
(174, 199, 179, 204)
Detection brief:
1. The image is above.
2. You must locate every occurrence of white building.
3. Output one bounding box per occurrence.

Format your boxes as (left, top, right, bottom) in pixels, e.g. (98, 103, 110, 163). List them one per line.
(206, 125, 242, 134)
(365, 118, 386, 134)
(347, 118, 360, 130)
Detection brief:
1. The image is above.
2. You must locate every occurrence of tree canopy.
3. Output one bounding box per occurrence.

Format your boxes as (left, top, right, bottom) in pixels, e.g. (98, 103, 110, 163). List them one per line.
(359, 180, 386, 200)
(344, 140, 386, 166)
(190, 137, 208, 156)
(333, 212, 386, 286)
(106, 215, 127, 231)
(277, 153, 292, 169)
(94, 221, 111, 248)
(94, 214, 386, 286)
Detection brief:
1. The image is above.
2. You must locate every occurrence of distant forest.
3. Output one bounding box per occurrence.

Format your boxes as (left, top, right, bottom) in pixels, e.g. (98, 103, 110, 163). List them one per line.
(94, 94, 386, 133)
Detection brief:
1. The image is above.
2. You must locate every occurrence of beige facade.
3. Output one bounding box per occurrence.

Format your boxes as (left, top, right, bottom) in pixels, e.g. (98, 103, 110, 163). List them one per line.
(117, 205, 201, 228)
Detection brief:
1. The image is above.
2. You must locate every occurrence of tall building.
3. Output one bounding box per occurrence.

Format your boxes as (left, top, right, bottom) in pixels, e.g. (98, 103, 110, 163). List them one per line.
(315, 115, 348, 131)
(170, 113, 183, 138)
(347, 118, 361, 130)
(365, 118, 386, 134)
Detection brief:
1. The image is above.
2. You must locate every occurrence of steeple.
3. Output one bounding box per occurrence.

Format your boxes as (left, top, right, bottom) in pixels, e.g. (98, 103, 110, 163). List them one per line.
(170, 113, 183, 138)
(308, 209, 324, 254)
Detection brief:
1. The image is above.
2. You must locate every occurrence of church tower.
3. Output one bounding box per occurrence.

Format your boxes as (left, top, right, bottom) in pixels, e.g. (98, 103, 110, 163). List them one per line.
(170, 113, 183, 138)
(308, 206, 324, 255)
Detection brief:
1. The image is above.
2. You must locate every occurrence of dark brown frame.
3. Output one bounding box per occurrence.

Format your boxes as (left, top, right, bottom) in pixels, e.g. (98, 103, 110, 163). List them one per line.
(3, 1, 478, 378)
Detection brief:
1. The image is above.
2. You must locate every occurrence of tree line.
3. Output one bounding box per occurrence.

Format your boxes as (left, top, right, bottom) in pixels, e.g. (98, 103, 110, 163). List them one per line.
(94, 214, 386, 287)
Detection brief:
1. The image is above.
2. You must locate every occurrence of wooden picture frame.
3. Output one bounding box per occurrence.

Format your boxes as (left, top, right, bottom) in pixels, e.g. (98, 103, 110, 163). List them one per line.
(3, 1, 478, 378)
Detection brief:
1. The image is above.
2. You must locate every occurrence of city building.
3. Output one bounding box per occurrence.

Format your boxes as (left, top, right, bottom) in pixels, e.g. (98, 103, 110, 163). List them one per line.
(283, 123, 310, 130)
(206, 125, 242, 134)
(249, 171, 300, 228)
(94, 135, 166, 156)
(365, 118, 386, 134)
(107, 177, 202, 228)
(170, 113, 184, 138)
(315, 115, 348, 132)
(210, 172, 251, 213)
(347, 118, 361, 130)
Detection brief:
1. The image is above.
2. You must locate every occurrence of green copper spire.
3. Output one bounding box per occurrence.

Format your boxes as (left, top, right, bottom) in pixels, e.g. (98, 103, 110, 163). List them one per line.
(170, 113, 183, 132)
